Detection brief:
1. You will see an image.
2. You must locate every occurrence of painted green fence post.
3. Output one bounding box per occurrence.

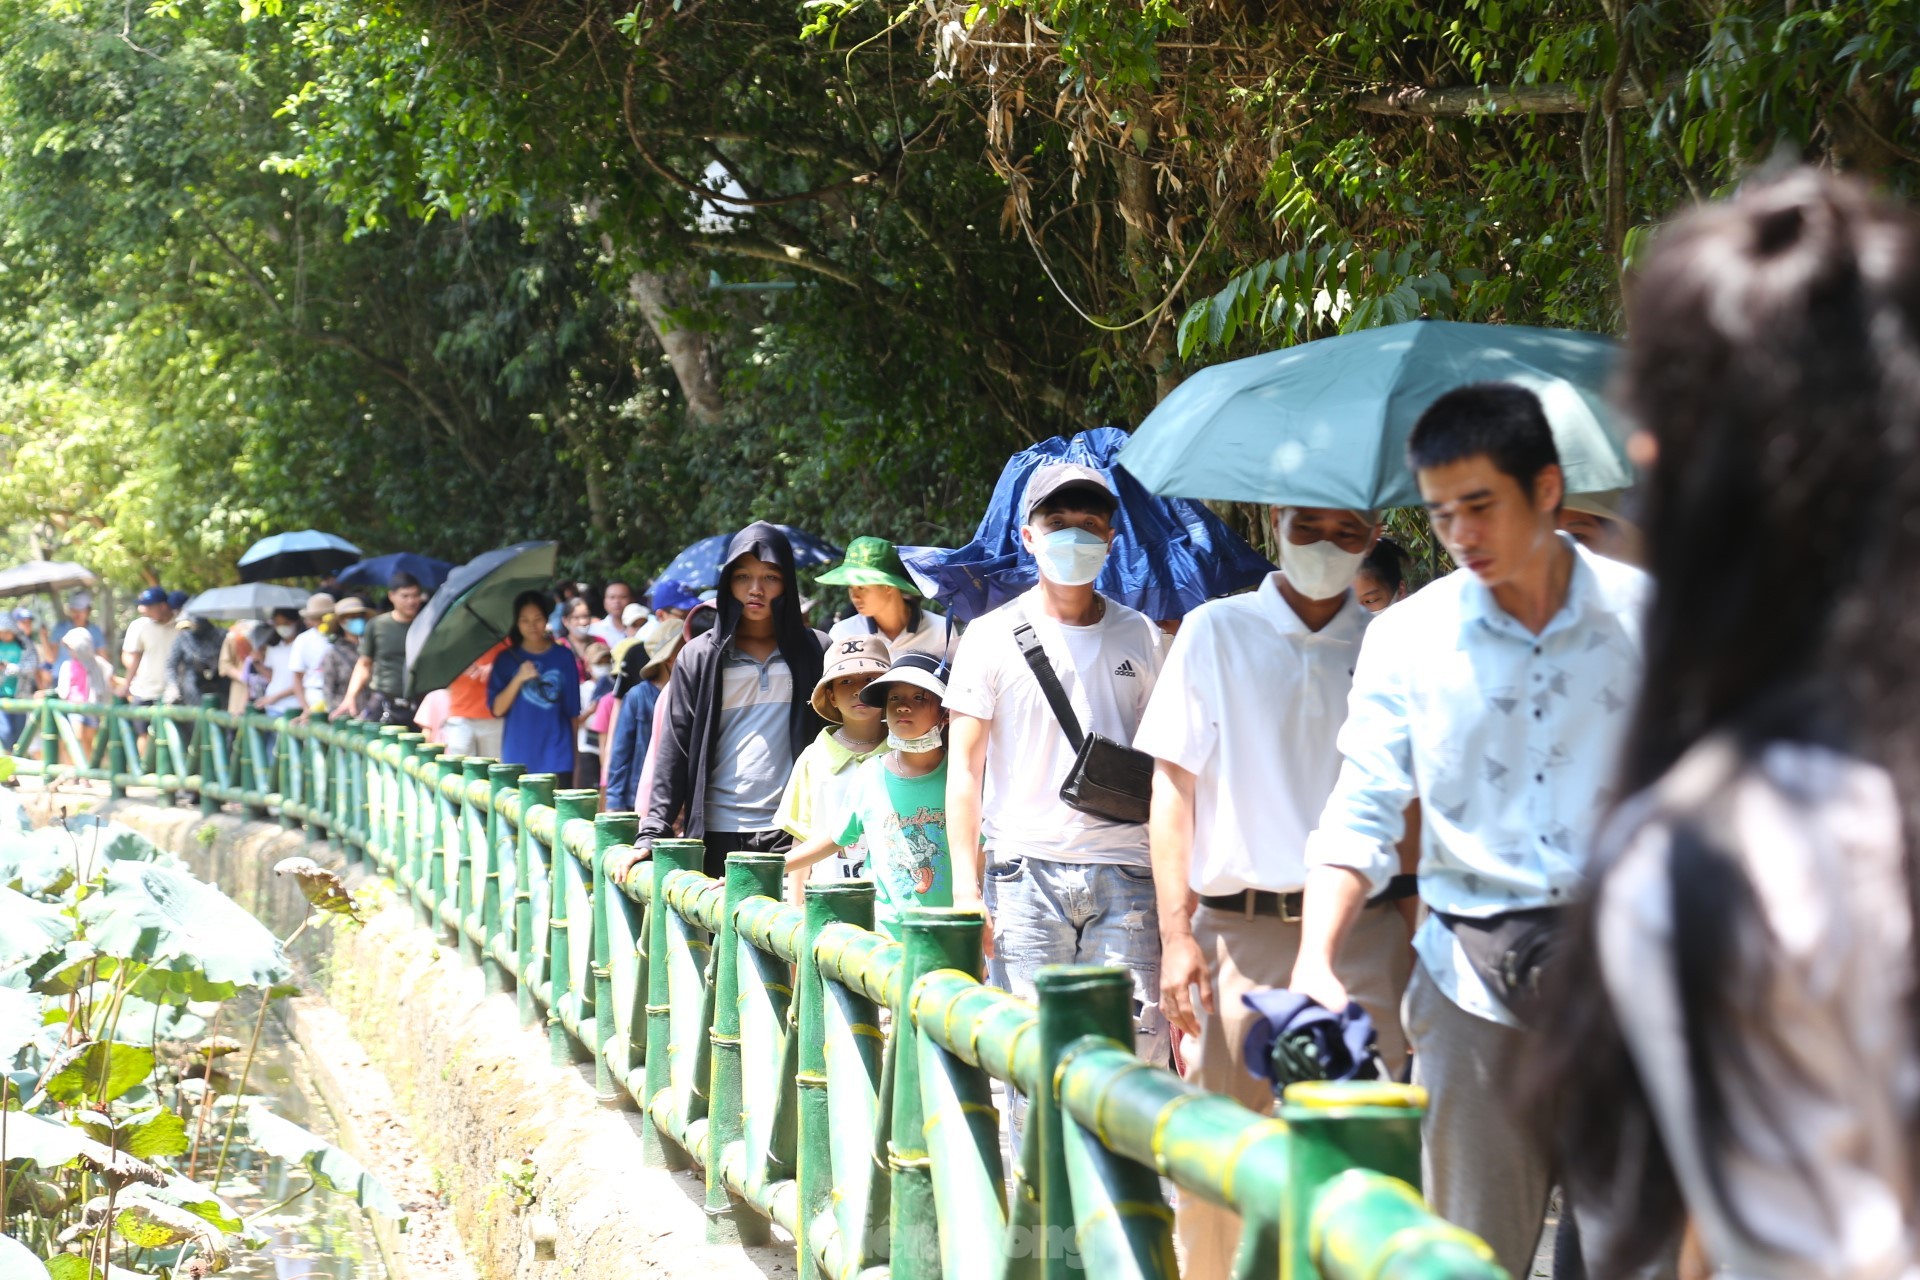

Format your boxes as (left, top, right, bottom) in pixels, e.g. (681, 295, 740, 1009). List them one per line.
(37, 699, 57, 782)
(1280, 1081, 1427, 1280)
(482, 762, 526, 995)
(105, 711, 126, 800)
(1041, 969, 1176, 1280)
(705, 851, 784, 1244)
(592, 812, 641, 1107)
(549, 787, 599, 1066)
(795, 880, 875, 1280)
(642, 838, 704, 1171)
(892, 908, 985, 1279)
(514, 773, 557, 1029)
(197, 696, 218, 816)
(1033, 966, 1171, 1280)
(455, 757, 490, 966)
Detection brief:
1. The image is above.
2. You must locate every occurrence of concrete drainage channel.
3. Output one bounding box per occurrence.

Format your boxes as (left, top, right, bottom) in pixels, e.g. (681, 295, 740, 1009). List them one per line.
(24, 789, 792, 1280)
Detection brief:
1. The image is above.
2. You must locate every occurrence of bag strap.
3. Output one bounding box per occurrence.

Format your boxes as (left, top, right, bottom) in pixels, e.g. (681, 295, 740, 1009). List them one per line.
(1011, 607, 1086, 752)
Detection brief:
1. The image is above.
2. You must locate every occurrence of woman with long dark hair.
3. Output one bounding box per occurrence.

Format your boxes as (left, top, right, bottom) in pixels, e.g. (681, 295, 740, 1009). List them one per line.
(488, 589, 582, 778)
(1541, 171, 1920, 1276)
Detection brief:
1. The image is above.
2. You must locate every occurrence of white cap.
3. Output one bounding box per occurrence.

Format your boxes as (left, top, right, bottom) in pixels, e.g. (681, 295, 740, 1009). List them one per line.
(1022, 462, 1117, 523)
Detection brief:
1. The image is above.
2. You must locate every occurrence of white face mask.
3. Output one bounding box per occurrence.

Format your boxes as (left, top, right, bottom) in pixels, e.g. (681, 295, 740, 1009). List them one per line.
(888, 725, 945, 753)
(590, 664, 611, 679)
(1031, 527, 1109, 587)
(1278, 512, 1368, 601)
(274, 624, 297, 640)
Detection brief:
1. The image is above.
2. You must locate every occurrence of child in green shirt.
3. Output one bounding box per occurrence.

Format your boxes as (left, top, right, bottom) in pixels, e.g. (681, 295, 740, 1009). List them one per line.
(787, 651, 953, 938)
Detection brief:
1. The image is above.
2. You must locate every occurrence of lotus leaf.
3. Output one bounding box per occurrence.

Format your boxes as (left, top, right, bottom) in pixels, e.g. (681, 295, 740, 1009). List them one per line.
(0, 888, 71, 988)
(0, 986, 37, 1063)
(0, 1235, 50, 1280)
(243, 1105, 408, 1225)
(78, 864, 289, 997)
(46, 1043, 156, 1106)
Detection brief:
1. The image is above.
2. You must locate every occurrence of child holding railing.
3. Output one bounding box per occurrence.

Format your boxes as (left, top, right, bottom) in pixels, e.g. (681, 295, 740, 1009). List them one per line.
(785, 652, 953, 940)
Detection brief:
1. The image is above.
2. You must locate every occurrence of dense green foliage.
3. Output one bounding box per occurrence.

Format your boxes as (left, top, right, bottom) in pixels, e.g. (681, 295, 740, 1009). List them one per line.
(2, 0, 1918, 597)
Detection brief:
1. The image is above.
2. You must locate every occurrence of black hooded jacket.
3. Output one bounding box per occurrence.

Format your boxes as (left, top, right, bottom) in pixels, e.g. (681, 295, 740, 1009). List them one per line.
(637, 523, 827, 848)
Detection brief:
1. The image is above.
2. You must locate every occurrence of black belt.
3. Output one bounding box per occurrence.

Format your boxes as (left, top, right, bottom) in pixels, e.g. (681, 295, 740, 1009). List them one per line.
(1199, 875, 1419, 921)
(1199, 889, 1304, 920)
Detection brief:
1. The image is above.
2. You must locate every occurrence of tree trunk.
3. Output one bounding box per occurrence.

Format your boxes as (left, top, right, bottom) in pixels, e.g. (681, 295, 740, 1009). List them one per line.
(627, 271, 725, 426)
(1116, 118, 1184, 403)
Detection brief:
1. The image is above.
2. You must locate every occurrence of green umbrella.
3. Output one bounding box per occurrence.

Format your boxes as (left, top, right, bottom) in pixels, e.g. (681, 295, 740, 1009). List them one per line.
(1117, 320, 1634, 510)
(404, 541, 557, 698)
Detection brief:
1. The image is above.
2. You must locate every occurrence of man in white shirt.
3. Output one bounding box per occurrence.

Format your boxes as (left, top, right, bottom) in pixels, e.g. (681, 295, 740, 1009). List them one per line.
(947, 463, 1168, 1088)
(1135, 504, 1412, 1280)
(589, 582, 636, 649)
(120, 586, 176, 706)
(1289, 383, 1649, 1276)
(288, 593, 337, 713)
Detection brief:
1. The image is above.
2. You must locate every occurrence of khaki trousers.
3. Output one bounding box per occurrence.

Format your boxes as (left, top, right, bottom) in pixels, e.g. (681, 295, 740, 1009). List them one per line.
(1175, 900, 1412, 1280)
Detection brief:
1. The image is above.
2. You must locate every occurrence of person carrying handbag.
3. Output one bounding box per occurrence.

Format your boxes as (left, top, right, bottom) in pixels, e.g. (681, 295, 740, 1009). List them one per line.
(946, 463, 1169, 1145)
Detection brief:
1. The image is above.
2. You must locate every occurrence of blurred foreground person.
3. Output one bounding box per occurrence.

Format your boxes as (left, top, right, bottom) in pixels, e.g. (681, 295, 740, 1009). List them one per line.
(1543, 171, 1920, 1278)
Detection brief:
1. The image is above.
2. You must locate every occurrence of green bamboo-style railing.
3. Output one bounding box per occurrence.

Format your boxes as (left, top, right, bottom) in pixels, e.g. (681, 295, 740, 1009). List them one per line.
(2, 696, 1508, 1280)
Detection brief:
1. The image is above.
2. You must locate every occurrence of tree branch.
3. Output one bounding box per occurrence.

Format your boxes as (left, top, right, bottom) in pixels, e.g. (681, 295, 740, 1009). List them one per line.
(1353, 80, 1653, 117)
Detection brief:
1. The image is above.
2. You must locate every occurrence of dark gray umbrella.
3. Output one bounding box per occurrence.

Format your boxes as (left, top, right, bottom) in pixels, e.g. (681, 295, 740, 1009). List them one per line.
(404, 542, 558, 698)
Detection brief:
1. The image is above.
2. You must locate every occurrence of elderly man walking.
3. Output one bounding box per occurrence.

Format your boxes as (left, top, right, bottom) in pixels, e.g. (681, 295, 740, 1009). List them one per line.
(947, 463, 1169, 1090)
(1289, 383, 1649, 1277)
(1136, 504, 1413, 1280)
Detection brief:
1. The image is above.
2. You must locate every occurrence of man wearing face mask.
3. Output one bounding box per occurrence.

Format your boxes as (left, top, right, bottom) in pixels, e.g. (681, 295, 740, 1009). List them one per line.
(1133, 505, 1412, 1279)
(947, 463, 1170, 1092)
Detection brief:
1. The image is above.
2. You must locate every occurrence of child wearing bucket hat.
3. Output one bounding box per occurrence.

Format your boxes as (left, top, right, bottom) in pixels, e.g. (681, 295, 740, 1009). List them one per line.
(819, 537, 958, 662)
(786, 650, 955, 938)
(775, 634, 892, 898)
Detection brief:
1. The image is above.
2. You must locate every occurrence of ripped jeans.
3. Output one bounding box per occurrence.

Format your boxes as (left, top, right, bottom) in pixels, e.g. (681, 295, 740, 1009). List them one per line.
(986, 854, 1166, 1151)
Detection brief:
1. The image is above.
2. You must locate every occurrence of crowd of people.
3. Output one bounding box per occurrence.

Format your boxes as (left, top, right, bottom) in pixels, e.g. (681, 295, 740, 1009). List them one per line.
(4, 170, 1912, 1277)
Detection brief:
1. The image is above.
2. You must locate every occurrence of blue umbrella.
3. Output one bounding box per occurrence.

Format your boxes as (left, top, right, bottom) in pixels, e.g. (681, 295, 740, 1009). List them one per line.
(237, 530, 363, 583)
(660, 526, 843, 590)
(1117, 320, 1634, 510)
(336, 553, 455, 592)
(898, 427, 1274, 623)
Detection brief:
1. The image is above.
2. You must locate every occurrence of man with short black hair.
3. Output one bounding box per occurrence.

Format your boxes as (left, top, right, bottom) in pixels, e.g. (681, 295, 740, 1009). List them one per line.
(334, 571, 426, 725)
(1290, 382, 1649, 1276)
(591, 581, 635, 648)
(947, 464, 1168, 1077)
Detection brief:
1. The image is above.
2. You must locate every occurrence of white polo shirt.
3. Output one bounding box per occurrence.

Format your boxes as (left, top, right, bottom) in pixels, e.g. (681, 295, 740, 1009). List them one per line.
(827, 606, 958, 662)
(1134, 573, 1367, 895)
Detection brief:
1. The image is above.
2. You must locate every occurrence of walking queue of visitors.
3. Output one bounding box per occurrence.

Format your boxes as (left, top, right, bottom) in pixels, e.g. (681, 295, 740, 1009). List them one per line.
(5, 171, 1913, 1278)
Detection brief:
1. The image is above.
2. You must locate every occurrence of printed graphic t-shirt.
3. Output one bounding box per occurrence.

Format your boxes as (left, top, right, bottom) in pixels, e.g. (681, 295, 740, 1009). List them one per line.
(837, 755, 951, 938)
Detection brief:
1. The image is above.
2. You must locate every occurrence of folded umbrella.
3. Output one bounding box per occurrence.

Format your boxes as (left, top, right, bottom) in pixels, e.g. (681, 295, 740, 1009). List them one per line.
(335, 552, 455, 591)
(1118, 320, 1634, 511)
(237, 530, 364, 583)
(898, 426, 1273, 624)
(0, 560, 95, 598)
(404, 541, 557, 699)
(181, 584, 311, 621)
(659, 526, 842, 591)
(1240, 989, 1381, 1094)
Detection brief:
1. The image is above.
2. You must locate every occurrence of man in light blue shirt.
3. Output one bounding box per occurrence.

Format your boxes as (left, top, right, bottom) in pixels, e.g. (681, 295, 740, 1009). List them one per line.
(1290, 383, 1648, 1276)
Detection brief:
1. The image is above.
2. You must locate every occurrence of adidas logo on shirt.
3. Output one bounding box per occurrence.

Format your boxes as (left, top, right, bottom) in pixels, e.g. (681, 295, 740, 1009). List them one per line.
(1113, 659, 1138, 678)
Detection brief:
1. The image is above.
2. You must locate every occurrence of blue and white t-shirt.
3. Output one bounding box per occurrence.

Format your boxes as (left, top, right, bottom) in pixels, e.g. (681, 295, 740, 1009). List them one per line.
(705, 644, 794, 834)
(489, 645, 581, 777)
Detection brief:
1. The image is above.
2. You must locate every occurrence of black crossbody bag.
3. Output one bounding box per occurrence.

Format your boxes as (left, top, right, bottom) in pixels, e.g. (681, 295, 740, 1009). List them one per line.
(1011, 612, 1154, 825)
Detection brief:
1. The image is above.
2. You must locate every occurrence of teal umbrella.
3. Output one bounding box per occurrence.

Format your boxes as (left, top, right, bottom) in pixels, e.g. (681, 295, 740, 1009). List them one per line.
(1118, 320, 1634, 510)
(404, 541, 557, 698)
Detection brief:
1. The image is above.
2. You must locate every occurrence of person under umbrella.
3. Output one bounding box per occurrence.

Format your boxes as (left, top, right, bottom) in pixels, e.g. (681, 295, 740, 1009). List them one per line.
(335, 570, 426, 725)
(320, 597, 373, 715)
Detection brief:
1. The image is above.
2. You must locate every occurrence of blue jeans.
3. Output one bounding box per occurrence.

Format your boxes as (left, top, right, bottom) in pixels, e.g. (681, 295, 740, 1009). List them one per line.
(985, 855, 1166, 1149)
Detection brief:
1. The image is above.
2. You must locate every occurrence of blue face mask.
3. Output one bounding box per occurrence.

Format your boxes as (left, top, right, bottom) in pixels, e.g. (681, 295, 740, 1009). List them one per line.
(344, 618, 366, 637)
(1032, 527, 1110, 587)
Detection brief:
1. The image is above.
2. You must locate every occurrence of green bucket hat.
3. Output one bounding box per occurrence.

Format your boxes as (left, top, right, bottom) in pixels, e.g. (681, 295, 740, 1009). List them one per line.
(814, 536, 919, 595)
